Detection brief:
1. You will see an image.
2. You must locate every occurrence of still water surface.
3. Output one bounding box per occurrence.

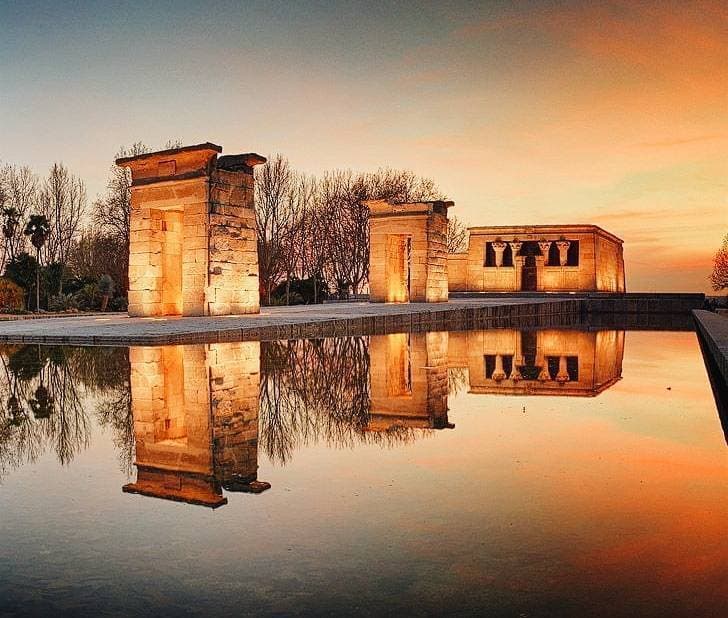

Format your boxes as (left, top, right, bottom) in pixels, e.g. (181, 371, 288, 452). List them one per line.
(1, 328, 726, 616)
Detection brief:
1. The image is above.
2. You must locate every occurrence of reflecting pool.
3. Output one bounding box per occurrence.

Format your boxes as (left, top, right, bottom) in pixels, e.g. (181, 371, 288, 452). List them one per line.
(1, 328, 726, 615)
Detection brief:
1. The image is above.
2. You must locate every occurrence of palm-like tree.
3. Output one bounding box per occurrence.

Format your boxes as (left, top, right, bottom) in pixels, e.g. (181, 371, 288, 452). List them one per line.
(23, 215, 50, 312)
(1, 207, 21, 268)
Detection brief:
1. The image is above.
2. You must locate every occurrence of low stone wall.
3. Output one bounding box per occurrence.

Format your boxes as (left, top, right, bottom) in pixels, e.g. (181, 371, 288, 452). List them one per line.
(693, 310, 728, 387)
(450, 292, 705, 314)
(583, 293, 705, 314)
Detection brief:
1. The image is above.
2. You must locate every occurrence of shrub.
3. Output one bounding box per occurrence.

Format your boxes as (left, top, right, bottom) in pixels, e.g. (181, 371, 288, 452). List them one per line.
(4, 253, 38, 292)
(75, 283, 99, 311)
(108, 296, 128, 312)
(48, 293, 79, 312)
(0, 277, 25, 311)
(271, 276, 329, 305)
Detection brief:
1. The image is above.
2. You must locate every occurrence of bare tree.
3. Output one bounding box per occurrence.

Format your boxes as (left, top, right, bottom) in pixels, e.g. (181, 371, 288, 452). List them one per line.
(92, 143, 151, 293)
(0, 165, 37, 268)
(39, 163, 86, 292)
(255, 155, 295, 304)
(321, 168, 445, 298)
(710, 233, 728, 292)
(447, 215, 469, 253)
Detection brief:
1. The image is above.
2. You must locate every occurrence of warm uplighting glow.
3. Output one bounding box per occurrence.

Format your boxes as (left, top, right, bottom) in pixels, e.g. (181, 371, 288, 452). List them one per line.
(3, 2, 722, 292)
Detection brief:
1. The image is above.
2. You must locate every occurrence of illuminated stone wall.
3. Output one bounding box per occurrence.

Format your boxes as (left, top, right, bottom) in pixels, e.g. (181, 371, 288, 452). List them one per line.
(447, 225, 625, 293)
(118, 143, 265, 317)
(123, 341, 266, 508)
(366, 199, 451, 303)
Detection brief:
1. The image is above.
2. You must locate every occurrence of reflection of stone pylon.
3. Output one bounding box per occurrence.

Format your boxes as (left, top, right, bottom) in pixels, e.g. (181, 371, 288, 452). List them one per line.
(123, 342, 269, 509)
(369, 331, 454, 430)
(210, 342, 270, 493)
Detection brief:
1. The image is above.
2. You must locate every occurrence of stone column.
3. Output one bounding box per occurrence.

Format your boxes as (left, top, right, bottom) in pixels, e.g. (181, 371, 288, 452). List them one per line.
(556, 240, 571, 266)
(492, 354, 506, 382)
(555, 355, 570, 384)
(538, 240, 552, 256)
(492, 241, 507, 267)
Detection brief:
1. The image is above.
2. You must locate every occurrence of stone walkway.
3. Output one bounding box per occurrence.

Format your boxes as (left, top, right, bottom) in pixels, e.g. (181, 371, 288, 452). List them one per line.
(0, 298, 578, 345)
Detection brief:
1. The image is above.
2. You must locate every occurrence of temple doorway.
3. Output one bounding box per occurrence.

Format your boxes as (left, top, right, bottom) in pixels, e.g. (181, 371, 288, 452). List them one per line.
(520, 241, 540, 291)
(385, 234, 411, 302)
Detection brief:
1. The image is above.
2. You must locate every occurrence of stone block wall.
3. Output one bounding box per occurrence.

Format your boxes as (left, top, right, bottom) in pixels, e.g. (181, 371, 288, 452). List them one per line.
(538, 232, 596, 292)
(447, 253, 468, 291)
(595, 233, 626, 292)
(208, 169, 260, 315)
(425, 212, 448, 302)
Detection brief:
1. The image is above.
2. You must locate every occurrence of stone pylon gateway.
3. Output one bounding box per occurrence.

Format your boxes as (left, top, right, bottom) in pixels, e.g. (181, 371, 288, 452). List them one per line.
(365, 199, 452, 303)
(117, 143, 265, 317)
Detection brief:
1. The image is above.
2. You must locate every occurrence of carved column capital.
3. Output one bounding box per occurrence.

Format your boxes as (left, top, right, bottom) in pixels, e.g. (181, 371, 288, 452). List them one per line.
(508, 241, 522, 254)
(538, 240, 552, 254)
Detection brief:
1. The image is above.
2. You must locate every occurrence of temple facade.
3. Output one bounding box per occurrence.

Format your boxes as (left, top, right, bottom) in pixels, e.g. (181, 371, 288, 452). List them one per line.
(118, 143, 265, 317)
(448, 225, 625, 293)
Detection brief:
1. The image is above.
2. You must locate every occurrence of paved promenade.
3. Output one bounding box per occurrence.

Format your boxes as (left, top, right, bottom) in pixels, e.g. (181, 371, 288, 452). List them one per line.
(0, 298, 577, 345)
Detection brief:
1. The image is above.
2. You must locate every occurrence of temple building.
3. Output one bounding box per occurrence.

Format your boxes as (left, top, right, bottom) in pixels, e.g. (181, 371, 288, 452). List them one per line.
(448, 225, 626, 293)
(118, 143, 265, 317)
(122, 342, 269, 508)
(366, 199, 452, 303)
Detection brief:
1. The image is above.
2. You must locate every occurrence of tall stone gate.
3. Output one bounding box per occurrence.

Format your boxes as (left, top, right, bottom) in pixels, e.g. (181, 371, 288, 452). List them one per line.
(366, 199, 452, 303)
(117, 143, 265, 317)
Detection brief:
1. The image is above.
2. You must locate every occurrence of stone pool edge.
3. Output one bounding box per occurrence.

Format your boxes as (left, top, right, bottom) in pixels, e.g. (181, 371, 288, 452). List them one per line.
(693, 310, 728, 386)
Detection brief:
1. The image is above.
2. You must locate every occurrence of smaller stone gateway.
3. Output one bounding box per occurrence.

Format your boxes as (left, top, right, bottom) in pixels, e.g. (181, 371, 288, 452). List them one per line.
(118, 143, 265, 317)
(366, 199, 452, 303)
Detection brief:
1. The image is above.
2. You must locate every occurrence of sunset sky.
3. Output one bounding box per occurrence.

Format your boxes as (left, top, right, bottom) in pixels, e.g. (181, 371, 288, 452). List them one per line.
(1, 0, 726, 293)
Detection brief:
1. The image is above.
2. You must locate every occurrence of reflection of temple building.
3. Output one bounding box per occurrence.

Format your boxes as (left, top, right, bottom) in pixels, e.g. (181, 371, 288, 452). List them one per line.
(368, 332, 453, 430)
(123, 342, 269, 508)
(448, 329, 624, 396)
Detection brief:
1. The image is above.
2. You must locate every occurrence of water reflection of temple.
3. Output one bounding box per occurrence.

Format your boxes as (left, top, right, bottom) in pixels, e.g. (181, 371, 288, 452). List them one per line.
(369, 332, 454, 430)
(448, 329, 624, 396)
(121, 328, 624, 507)
(123, 342, 269, 508)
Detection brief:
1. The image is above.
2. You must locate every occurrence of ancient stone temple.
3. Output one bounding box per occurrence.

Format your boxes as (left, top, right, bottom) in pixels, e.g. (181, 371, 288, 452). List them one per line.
(117, 143, 265, 317)
(448, 225, 625, 293)
(122, 342, 269, 508)
(366, 199, 451, 303)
